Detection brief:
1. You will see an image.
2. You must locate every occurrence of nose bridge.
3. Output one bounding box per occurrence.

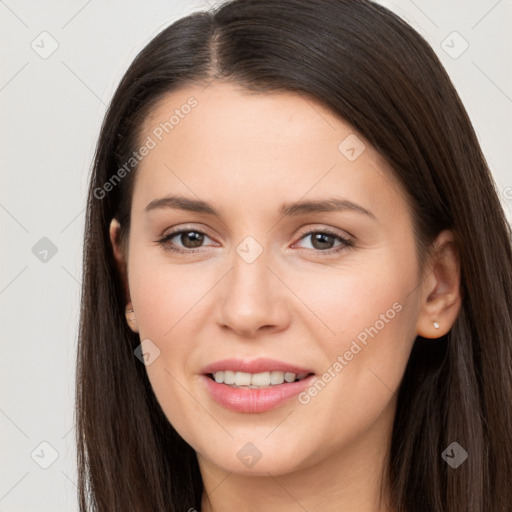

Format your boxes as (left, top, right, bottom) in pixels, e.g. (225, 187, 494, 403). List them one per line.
(229, 234, 275, 305)
(216, 232, 289, 335)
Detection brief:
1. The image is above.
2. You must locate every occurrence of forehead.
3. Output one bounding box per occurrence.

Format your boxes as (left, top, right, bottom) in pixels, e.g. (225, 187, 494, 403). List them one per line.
(139, 81, 376, 165)
(132, 81, 405, 219)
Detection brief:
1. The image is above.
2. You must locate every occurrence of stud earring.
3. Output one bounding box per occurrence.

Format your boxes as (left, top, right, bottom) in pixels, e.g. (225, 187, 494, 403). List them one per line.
(126, 306, 136, 323)
(433, 321, 440, 329)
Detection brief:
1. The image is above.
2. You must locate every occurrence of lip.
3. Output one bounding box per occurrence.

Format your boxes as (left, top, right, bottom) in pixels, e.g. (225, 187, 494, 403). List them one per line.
(200, 357, 314, 375)
(201, 373, 316, 413)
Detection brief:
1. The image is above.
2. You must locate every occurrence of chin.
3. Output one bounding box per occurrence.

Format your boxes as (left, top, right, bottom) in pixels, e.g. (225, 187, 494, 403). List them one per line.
(196, 438, 316, 477)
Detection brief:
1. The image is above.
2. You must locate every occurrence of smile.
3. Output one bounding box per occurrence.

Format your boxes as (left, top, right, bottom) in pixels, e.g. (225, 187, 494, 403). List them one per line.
(201, 372, 316, 413)
(209, 370, 311, 387)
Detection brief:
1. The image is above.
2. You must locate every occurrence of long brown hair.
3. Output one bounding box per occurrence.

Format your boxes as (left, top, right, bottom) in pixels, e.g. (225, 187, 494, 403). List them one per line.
(76, 1, 512, 510)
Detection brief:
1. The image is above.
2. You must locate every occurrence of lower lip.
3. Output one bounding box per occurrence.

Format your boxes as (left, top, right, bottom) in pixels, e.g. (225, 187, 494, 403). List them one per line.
(201, 374, 315, 413)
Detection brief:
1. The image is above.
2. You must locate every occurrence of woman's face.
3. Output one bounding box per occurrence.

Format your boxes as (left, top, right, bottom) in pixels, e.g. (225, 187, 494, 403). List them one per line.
(113, 81, 426, 476)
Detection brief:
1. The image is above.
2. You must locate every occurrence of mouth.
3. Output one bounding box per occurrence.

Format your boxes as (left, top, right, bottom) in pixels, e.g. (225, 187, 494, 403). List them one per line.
(199, 358, 316, 412)
(200, 370, 316, 413)
(205, 370, 314, 389)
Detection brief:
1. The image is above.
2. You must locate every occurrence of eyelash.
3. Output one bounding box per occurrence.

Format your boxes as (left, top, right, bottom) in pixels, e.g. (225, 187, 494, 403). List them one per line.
(156, 227, 353, 256)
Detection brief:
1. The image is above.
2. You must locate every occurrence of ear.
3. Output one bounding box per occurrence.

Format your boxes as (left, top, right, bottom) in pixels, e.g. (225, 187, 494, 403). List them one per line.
(415, 230, 462, 339)
(109, 218, 138, 333)
(109, 217, 128, 296)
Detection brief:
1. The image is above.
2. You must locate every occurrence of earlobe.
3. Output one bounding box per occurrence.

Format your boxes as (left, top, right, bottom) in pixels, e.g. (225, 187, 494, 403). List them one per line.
(125, 302, 139, 333)
(415, 230, 462, 339)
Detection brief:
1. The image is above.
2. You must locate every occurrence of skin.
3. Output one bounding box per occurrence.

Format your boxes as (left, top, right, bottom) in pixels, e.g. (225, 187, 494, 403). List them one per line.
(110, 81, 461, 512)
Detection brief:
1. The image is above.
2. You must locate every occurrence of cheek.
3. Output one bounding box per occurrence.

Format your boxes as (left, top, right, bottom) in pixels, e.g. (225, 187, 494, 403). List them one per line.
(127, 251, 203, 438)
(293, 285, 415, 458)
(293, 252, 418, 405)
(128, 246, 198, 339)
(290, 251, 415, 347)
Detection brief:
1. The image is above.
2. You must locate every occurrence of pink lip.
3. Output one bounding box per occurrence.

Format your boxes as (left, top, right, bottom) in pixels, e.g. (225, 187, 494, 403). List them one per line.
(200, 357, 314, 375)
(201, 373, 316, 413)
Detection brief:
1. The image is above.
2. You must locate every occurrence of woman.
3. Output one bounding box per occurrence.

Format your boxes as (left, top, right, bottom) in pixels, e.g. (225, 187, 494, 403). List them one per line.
(76, 0, 512, 510)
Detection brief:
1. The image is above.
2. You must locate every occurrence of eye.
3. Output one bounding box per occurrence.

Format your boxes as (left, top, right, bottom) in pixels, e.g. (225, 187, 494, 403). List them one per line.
(156, 226, 353, 255)
(157, 228, 216, 253)
(293, 228, 353, 255)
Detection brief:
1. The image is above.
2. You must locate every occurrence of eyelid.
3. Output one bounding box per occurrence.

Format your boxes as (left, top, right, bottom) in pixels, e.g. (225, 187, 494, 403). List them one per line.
(295, 224, 354, 240)
(159, 224, 351, 244)
(157, 223, 353, 255)
(291, 226, 353, 254)
(159, 223, 211, 237)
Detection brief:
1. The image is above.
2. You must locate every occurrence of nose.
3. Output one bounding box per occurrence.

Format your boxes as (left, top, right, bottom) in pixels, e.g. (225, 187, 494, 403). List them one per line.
(215, 247, 291, 338)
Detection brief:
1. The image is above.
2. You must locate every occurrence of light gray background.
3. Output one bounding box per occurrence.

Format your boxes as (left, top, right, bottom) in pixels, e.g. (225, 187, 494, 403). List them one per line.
(1, 1, 511, 510)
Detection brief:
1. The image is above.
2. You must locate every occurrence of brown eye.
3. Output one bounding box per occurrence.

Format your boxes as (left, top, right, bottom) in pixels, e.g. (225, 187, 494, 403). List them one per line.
(177, 231, 205, 249)
(158, 229, 214, 253)
(309, 232, 337, 250)
(295, 229, 353, 254)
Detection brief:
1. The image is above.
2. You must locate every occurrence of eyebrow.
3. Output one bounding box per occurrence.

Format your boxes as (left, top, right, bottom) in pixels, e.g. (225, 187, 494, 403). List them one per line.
(144, 195, 376, 219)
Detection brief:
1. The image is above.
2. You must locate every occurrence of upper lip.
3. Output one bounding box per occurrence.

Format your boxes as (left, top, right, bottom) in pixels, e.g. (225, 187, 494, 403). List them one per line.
(200, 358, 315, 375)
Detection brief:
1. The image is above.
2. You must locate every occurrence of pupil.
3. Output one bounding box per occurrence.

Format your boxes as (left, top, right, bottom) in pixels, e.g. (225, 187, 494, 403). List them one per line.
(313, 233, 333, 250)
(182, 231, 203, 248)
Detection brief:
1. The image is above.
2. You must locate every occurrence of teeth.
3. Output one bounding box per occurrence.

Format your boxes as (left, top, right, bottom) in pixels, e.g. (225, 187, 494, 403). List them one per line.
(235, 371, 252, 386)
(223, 370, 235, 385)
(270, 371, 284, 385)
(249, 371, 271, 386)
(211, 370, 310, 387)
(284, 372, 296, 383)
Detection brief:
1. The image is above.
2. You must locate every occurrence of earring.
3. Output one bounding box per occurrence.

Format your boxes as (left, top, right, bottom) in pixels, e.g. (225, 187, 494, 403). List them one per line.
(126, 306, 136, 323)
(433, 321, 440, 329)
